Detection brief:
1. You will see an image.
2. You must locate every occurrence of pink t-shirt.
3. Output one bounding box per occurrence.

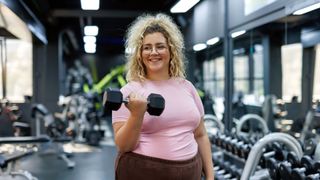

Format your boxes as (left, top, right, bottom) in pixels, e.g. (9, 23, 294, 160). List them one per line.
(112, 78, 204, 160)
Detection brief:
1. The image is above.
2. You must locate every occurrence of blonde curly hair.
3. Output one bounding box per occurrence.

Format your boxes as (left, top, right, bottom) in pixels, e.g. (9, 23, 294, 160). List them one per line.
(124, 13, 186, 82)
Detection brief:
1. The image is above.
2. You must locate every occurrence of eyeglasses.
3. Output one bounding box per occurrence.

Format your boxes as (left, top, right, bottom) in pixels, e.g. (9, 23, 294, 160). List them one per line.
(141, 44, 168, 54)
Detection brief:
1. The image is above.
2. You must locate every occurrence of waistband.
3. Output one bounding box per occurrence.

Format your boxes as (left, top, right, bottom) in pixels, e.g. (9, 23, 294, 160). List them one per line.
(121, 151, 200, 165)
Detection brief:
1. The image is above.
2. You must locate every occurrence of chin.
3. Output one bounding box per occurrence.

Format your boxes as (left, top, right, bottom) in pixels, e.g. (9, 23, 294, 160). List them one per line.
(148, 65, 163, 70)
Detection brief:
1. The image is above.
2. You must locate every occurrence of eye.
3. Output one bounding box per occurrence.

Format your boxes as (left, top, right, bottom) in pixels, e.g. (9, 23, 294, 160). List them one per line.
(157, 45, 166, 50)
(142, 46, 152, 51)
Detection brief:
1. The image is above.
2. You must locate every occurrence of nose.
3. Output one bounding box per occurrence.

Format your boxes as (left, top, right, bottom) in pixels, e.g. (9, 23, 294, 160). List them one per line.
(150, 47, 159, 54)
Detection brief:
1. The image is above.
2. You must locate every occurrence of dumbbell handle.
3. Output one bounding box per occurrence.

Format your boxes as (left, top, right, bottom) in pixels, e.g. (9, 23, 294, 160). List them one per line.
(122, 98, 150, 104)
(264, 151, 275, 158)
(293, 167, 306, 173)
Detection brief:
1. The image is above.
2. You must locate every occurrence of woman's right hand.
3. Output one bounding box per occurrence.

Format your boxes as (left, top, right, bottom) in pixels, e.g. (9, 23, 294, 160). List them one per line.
(125, 92, 148, 118)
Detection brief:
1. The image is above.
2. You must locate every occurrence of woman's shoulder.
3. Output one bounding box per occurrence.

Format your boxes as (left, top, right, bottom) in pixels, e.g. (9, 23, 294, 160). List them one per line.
(121, 81, 143, 91)
(174, 78, 194, 88)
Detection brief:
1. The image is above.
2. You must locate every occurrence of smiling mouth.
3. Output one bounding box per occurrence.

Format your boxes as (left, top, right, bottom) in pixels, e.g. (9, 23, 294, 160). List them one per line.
(149, 58, 161, 62)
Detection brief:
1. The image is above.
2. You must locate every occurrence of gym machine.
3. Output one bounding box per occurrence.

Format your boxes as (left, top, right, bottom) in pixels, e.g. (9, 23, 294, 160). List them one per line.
(31, 104, 76, 169)
(0, 136, 51, 180)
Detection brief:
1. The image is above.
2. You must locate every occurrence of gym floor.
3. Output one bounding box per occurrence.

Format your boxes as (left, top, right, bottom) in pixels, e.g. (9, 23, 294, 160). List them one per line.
(0, 128, 117, 180)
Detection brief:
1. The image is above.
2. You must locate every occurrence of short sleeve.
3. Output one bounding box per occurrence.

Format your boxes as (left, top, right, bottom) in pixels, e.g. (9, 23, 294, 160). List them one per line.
(111, 83, 136, 124)
(185, 80, 205, 117)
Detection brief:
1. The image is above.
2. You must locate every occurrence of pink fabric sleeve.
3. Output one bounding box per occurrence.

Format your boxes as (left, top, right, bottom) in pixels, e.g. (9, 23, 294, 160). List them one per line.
(111, 83, 135, 123)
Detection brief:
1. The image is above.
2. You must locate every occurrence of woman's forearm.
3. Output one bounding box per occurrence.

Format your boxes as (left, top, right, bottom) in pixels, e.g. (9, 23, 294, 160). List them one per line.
(196, 135, 214, 179)
(114, 114, 144, 152)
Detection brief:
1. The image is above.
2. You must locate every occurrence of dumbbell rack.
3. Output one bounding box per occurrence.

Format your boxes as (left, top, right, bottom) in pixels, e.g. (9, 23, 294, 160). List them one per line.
(211, 134, 272, 180)
(213, 145, 246, 167)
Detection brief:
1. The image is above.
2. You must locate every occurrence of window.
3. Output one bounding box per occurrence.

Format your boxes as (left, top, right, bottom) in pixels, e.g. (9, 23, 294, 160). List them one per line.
(203, 56, 225, 98)
(253, 44, 264, 97)
(0, 4, 33, 102)
(203, 60, 214, 97)
(313, 44, 320, 101)
(281, 43, 302, 102)
(215, 57, 225, 97)
(0, 39, 3, 98)
(233, 44, 264, 105)
(234, 54, 249, 94)
(6, 39, 32, 102)
(202, 56, 225, 119)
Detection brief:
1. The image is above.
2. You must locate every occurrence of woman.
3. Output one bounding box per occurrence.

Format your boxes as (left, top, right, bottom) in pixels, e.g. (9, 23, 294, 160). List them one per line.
(112, 13, 214, 180)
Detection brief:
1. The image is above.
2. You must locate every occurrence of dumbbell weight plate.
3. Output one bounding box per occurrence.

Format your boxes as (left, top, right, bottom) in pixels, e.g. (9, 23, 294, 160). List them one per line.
(147, 93, 165, 116)
(304, 139, 317, 156)
(103, 88, 123, 112)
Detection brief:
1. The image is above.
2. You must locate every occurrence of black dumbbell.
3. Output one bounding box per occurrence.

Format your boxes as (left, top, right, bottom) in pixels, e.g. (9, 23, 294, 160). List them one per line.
(225, 164, 242, 179)
(279, 151, 301, 179)
(266, 143, 288, 180)
(226, 138, 240, 153)
(304, 138, 317, 156)
(291, 156, 320, 180)
(306, 173, 320, 180)
(215, 134, 226, 147)
(266, 157, 283, 180)
(215, 161, 233, 179)
(261, 142, 286, 168)
(232, 140, 245, 157)
(221, 136, 232, 150)
(103, 88, 165, 116)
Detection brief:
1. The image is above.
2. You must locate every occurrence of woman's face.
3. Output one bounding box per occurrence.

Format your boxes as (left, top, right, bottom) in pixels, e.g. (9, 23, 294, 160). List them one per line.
(141, 32, 171, 78)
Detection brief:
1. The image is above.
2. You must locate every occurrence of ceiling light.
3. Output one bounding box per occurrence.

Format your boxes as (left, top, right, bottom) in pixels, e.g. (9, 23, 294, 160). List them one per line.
(293, 2, 320, 15)
(206, 37, 220, 45)
(231, 30, 246, 38)
(84, 43, 96, 53)
(81, 0, 100, 10)
(193, 43, 207, 51)
(170, 0, 200, 13)
(84, 26, 99, 36)
(83, 36, 96, 44)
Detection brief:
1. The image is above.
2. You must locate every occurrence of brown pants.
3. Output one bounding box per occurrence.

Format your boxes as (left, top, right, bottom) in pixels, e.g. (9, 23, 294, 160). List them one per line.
(115, 152, 202, 180)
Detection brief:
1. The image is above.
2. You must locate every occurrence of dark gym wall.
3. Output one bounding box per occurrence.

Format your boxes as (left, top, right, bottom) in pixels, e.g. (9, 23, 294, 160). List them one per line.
(193, 0, 224, 44)
(33, 43, 48, 103)
(301, 47, 316, 115)
(185, 0, 224, 48)
(33, 41, 60, 113)
(262, 35, 283, 98)
(33, 24, 62, 113)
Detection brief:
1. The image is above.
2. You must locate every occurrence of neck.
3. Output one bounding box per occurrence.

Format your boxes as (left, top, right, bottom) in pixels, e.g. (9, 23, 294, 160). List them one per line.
(147, 72, 170, 81)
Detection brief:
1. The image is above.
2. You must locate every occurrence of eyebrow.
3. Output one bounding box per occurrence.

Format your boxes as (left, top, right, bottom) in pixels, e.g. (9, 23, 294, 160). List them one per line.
(142, 42, 167, 46)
